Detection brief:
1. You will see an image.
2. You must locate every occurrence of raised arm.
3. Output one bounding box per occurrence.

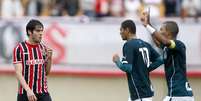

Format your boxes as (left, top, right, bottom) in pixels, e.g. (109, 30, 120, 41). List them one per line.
(140, 11, 173, 47)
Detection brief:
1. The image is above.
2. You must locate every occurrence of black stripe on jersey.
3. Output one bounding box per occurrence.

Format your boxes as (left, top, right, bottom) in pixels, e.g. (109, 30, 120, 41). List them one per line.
(41, 44, 46, 93)
(39, 44, 43, 49)
(16, 46, 21, 61)
(21, 42, 28, 53)
(42, 64, 45, 92)
(33, 48, 38, 93)
(21, 42, 29, 94)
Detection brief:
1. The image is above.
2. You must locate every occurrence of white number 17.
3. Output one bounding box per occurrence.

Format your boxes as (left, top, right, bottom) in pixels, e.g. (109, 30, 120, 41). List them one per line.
(139, 47, 150, 68)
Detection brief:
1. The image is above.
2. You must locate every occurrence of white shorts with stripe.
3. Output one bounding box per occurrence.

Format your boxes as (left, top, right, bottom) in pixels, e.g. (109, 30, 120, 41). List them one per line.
(128, 97, 152, 101)
(163, 96, 194, 101)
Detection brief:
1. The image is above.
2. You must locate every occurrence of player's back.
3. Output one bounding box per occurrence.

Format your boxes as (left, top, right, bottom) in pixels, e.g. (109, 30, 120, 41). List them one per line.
(123, 39, 159, 100)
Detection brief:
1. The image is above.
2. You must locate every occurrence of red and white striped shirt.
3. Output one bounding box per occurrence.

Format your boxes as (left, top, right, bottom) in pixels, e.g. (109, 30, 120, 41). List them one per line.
(13, 41, 48, 94)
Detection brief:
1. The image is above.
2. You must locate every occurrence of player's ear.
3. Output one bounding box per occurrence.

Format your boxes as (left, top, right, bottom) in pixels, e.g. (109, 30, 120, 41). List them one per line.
(28, 30, 32, 36)
(125, 28, 129, 33)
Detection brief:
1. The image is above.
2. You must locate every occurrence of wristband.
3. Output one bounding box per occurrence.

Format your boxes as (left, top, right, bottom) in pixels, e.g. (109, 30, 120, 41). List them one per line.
(146, 25, 156, 34)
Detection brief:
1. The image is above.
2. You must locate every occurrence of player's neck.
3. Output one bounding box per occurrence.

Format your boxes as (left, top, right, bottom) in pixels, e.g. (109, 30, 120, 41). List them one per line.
(28, 39, 38, 45)
(127, 34, 136, 41)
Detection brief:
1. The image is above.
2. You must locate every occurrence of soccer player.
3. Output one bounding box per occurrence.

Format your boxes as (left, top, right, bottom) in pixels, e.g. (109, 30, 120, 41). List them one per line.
(112, 20, 163, 101)
(13, 19, 52, 101)
(140, 11, 194, 101)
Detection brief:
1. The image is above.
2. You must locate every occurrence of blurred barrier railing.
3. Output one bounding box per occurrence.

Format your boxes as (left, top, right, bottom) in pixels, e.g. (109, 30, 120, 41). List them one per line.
(1, 65, 201, 77)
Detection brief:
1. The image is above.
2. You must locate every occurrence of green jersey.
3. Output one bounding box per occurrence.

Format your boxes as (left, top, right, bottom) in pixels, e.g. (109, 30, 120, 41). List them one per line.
(122, 39, 160, 100)
(162, 40, 193, 97)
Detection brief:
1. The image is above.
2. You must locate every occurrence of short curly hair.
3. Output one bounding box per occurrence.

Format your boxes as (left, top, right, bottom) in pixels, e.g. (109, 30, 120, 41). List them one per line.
(121, 19, 136, 34)
(26, 19, 43, 37)
(163, 21, 179, 38)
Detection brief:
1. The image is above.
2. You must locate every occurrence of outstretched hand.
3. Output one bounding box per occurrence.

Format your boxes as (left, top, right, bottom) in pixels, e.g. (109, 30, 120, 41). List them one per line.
(140, 8, 150, 26)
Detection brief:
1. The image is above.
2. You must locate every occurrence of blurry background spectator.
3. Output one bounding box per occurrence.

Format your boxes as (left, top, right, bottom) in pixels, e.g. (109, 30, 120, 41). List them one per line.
(25, 0, 43, 16)
(95, 0, 110, 18)
(50, 0, 82, 16)
(0, 0, 200, 19)
(1, 0, 24, 18)
(80, 0, 96, 18)
(164, 0, 177, 16)
(63, 0, 82, 16)
(50, 0, 64, 16)
(143, 0, 163, 18)
(108, 0, 124, 17)
(181, 0, 201, 22)
(124, 0, 142, 19)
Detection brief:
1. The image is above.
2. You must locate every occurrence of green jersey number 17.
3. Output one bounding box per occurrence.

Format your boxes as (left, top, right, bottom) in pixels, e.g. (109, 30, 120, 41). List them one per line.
(139, 47, 150, 68)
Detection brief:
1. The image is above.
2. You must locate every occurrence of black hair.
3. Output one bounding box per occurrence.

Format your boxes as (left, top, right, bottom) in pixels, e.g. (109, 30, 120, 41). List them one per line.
(164, 21, 179, 38)
(121, 19, 136, 34)
(26, 19, 43, 37)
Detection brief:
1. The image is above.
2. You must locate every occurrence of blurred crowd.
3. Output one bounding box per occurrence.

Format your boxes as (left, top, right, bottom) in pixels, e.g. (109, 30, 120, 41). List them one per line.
(0, 0, 201, 20)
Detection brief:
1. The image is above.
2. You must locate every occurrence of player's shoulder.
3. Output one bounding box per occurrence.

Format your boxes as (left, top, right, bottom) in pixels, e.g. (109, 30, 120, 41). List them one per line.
(137, 39, 152, 47)
(131, 39, 146, 44)
(174, 40, 184, 44)
(123, 39, 139, 49)
(130, 39, 143, 46)
(125, 39, 150, 47)
(13, 41, 25, 50)
(174, 40, 186, 48)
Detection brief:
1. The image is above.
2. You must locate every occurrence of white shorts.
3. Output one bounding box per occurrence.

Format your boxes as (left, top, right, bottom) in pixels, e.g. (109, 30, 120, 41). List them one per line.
(128, 97, 152, 101)
(163, 96, 194, 101)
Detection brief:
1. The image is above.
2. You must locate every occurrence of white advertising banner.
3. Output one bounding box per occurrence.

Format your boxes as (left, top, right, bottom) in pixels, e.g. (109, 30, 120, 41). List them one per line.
(0, 18, 201, 69)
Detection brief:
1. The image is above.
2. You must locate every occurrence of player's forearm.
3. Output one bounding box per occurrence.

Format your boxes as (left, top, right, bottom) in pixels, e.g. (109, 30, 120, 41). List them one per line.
(152, 37, 161, 48)
(146, 25, 171, 47)
(16, 72, 31, 91)
(115, 60, 132, 73)
(152, 31, 171, 47)
(148, 56, 163, 72)
(14, 65, 31, 92)
(45, 58, 52, 76)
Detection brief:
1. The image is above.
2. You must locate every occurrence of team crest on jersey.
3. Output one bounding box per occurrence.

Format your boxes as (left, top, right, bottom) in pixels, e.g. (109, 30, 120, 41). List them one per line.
(42, 48, 47, 57)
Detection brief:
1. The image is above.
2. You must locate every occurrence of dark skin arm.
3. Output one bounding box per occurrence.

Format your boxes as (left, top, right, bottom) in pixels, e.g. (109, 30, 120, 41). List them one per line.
(140, 11, 172, 47)
(152, 37, 161, 48)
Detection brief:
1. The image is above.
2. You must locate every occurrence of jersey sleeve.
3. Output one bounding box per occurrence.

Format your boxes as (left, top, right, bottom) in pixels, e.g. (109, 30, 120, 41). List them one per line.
(13, 44, 22, 64)
(168, 40, 185, 51)
(122, 43, 133, 64)
(115, 59, 132, 73)
(148, 44, 163, 72)
(149, 44, 160, 62)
